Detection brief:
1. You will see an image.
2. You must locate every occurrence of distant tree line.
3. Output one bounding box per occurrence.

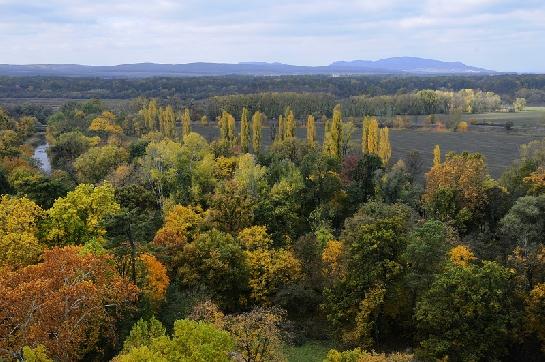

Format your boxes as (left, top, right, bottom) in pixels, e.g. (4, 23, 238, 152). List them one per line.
(2, 74, 545, 102)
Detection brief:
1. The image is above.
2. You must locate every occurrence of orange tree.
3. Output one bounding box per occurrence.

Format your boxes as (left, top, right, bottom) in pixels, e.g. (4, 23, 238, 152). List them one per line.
(0, 246, 138, 361)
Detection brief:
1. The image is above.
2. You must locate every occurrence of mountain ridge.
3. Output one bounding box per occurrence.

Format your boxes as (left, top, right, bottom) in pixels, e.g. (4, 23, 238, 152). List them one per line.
(0, 57, 494, 77)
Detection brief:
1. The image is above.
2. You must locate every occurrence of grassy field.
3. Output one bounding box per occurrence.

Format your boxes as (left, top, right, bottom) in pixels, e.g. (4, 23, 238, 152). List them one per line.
(193, 123, 542, 178)
(285, 341, 334, 362)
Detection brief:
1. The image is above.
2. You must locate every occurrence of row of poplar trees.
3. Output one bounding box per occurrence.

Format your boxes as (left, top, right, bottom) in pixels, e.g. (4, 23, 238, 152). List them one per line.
(140, 100, 391, 163)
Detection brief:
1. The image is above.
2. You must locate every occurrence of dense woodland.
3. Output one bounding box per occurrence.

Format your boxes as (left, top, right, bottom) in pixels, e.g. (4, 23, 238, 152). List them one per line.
(2, 74, 545, 104)
(2, 91, 545, 362)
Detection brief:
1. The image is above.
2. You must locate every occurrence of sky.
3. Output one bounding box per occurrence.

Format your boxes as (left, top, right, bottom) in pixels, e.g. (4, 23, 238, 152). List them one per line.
(0, 0, 544, 72)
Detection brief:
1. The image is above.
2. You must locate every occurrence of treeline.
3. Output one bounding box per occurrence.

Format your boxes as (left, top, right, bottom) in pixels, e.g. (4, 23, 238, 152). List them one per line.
(3, 99, 545, 361)
(2, 74, 545, 101)
(206, 89, 501, 119)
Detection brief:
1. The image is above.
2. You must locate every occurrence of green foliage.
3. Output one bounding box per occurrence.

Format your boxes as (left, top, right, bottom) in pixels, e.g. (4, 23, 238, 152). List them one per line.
(44, 182, 120, 245)
(115, 319, 234, 362)
(74, 145, 128, 184)
(415, 261, 521, 361)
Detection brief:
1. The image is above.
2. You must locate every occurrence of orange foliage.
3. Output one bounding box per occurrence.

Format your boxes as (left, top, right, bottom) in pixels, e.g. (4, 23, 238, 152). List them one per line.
(0, 247, 138, 361)
(449, 245, 476, 267)
(138, 253, 169, 308)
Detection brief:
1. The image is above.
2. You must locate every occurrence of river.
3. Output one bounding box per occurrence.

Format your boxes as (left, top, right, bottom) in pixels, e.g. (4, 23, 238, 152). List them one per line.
(32, 140, 52, 174)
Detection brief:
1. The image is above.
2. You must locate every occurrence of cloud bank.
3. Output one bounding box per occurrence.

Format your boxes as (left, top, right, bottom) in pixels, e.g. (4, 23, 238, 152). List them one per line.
(0, 0, 544, 72)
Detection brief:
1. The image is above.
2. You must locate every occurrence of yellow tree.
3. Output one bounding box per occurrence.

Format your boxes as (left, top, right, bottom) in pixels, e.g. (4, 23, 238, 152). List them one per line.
(240, 107, 250, 153)
(200, 115, 209, 126)
(306, 115, 316, 146)
(89, 111, 123, 140)
(143, 99, 159, 131)
(378, 127, 392, 164)
(433, 144, 441, 166)
(0, 195, 44, 269)
(227, 112, 236, 146)
(329, 104, 343, 158)
(181, 108, 191, 139)
(252, 111, 262, 154)
(362, 116, 372, 154)
(218, 111, 229, 142)
(285, 109, 295, 139)
(275, 115, 285, 143)
(159, 105, 176, 138)
(367, 117, 379, 155)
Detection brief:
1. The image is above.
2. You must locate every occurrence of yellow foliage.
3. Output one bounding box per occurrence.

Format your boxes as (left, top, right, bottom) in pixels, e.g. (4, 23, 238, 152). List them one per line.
(322, 239, 345, 279)
(153, 204, 204, 248)
(0, 195, 44, 269)
(449, 245, 476, 267)
(433, 144, 441, 166)
(456, 121, 469, 132)
(89, 111, 123, 135)
(524, 167, 545, 194)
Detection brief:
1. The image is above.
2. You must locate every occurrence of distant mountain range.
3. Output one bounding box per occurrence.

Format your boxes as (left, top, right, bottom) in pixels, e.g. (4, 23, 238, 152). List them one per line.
(0, 57, 494, 77)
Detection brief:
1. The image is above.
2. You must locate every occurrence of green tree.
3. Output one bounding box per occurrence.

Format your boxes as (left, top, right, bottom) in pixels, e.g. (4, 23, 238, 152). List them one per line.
(74, 145, 128, 184)
(415, 260, 520, 361)
(44, 183, 120, 245)
(114, 319, 234, 362)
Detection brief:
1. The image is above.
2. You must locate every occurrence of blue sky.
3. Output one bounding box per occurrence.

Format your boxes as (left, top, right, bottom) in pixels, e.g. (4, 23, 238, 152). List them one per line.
(1, 0, 544, 72)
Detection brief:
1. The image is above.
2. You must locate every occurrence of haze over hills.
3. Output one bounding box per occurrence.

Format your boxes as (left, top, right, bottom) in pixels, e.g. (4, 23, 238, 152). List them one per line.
(0, 57, 494, 78)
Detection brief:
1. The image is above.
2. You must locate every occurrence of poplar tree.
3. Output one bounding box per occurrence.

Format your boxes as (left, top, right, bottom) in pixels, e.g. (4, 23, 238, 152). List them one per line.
(276, 115, 285, 143)
(306, 115, 316, 146)
(433, 144, 441, 166)
(240, 107, 250, 153)
(160, 105, 175, 138)
(378, 127, 392, 164)
(144, 99, 159, 131)
(329, 104, 343, 158)
(218, 111, 228, 142)
(227, 113, 236, 146)
(181, 108, 191, 139)
(367, 118, 379, 155)
(285, 109, 295, 139)
(362, 116, 372, 154)
(252, 111, 262, 154)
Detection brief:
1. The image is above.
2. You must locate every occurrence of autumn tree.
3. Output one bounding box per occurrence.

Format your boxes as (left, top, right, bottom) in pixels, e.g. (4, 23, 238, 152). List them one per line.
(240, 107, 250, 153)
(238, 226, 301, 304)
(423, 152, 493, 231)
(306, 114, 316, 146)
(326, 104, 343, 159)
(159, 105, 175, 138)
(378, 127, 391, 165)
(137, 253, 170, 311)
(181, 108, 191, 138)
(0, 246, 138, 361)
(176, 229, 249, 309)
(323, 202, 414, 347)
(114, 319, 233, 362)
(284, 108, 295, 139)
(141, 99, 159, 131)
(44, 182, 120, 245)
(367, 117, 379, 155)
(276, 115, 285, 143)
(361, 116, 371, 154)
(0, 195, 44, 269)
(74, 145, 129, 184)
(200, 114, 209, 126)
(88, 111, 123, 140)
(252, 111, 262, 154)
(225, 307, 287, 362)
(433, 144, 441, 166)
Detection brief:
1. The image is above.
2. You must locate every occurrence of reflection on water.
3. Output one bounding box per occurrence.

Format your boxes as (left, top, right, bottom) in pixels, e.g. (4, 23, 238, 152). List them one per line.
(33, 142, 52, 174)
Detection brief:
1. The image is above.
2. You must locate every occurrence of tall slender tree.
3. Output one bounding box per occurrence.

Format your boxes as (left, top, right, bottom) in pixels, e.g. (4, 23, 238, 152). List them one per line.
(433, 144, 441, 166)
(306, 115, 316, 146)
(181, 108, 191, 139)
(252, 111, 262, 154)
(219, 111, 228, 142)
(378, 127, 392, 164)
(227, 113, 236, 146)
(367, 117, 379, 155)
(159, 105, 176, 138)
(240, 107, 250, 153)
(143, 99, 159, 131)
(329, 104, 343, 158)
(285, 109, 296, 139)
(362, 116, 372, 154)
(276, 115, 285, 143)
